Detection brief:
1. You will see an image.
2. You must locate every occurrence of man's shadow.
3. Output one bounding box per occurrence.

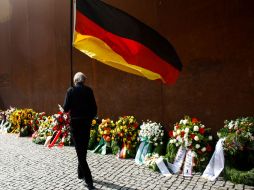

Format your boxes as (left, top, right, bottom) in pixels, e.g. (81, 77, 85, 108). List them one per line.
(94, 179, 136, 190)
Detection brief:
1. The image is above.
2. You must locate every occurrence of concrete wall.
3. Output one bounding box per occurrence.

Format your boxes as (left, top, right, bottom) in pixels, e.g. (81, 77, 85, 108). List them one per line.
(1, 0, 254, 132)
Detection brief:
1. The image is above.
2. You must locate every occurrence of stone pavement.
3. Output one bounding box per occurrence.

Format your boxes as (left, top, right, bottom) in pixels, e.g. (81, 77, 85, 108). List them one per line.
(0, 133, 253, 190)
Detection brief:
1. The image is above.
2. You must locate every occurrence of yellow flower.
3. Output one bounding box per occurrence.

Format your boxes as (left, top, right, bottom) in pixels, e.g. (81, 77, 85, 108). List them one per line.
(92, 120, 96, 125)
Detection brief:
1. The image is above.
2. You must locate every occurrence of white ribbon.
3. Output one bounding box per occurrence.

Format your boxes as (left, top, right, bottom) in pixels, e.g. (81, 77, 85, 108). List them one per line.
(183, 150, 194, 177)
(135, 141, 150, 165)
(0, 121, 9, 133)
(202, 138, 225, 181)
(44, 136, 52, 147)
(168, 146, 187, 174)
(155, 157, 172, 177)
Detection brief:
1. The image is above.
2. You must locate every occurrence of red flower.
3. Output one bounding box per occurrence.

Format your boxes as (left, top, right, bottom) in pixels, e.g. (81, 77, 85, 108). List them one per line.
(175, 124, 180, 129)
(58, 117, 63, 123)
(53, 126, 58, 131)
(58, 111, 63, 115)
(105, 136, 111, 142)
(192, 118, 199, 123)
(169, 130, 174, 137)
(133, 123, 139, 129)
(199, 128, 205, 135)
(181, 131, 185, 137)
(206, 144, 212, 152)
(198, 150, 203, 154)
(190, 133, 195, 140)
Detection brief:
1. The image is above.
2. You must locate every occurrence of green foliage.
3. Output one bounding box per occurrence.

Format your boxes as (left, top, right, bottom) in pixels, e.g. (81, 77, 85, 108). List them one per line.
(165, 142, 178, 163)
(224, 165, 254, 186)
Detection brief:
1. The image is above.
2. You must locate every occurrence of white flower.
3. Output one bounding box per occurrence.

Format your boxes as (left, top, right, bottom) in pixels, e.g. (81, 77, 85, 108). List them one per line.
(179, 119, 187, 125)
(173, 131, 176, 137)
(176, 129, 181, 135)
(195, 144, 200, 149)
(184, 139, 189, 147)
(185, 128, 190, 133)
(173, 139, 177, 143)
(228, 122, 234, 129)
(200, 158, 205, 162)
(176, 136, 182, 141)
(201, 147, 206, 152)
(208, 136, 213, 140)
(200, 125, 205, 128)
(160, 142, 163, 145)
(193, 125, 199, 131)
(217, 132, 221, 138)
(194, 136, 199, 141)
(154, 142, 158, 146)
(175, 143, 179, 147)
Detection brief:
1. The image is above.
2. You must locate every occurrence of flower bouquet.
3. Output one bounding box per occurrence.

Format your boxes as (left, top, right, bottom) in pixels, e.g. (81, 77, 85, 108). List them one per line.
(0, 107, 16, 133)
(165, 116, 213, 173)
(144, 153, 160, 171)
(111, 116, 139, 158)
(32, 116, 54, 145)
(88, 117, 101, 150)
(30, 112, 47, 132)
(135, 120, 165, 165)
(47, 106, 71, 148)
(93, 118, 115, 155)
(217, 117, 254, 185)
(8, 108, 36, 137)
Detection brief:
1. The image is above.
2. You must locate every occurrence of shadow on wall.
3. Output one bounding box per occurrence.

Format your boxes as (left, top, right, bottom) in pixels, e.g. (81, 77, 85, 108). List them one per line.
(0, 95, 5, 110)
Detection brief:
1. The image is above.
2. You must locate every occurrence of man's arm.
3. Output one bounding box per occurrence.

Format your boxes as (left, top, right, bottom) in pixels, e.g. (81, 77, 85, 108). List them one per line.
(63, 88, 72, 113)
(89, 89, 97, 119)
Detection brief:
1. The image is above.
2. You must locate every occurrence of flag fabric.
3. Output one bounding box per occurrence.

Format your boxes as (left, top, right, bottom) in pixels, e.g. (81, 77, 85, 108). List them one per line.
(73, 0, 182, 84)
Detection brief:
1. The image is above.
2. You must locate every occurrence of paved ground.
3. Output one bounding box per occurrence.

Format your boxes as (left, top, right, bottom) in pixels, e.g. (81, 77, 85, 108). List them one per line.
(0, 133, 253, 190)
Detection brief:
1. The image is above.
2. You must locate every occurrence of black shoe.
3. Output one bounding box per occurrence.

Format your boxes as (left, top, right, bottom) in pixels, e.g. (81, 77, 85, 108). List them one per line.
(86, 184, 96, 190)
(78, 173, 85, 179)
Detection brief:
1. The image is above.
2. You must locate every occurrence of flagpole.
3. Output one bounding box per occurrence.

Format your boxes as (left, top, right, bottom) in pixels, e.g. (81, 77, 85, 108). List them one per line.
(70, 0, 73, 86)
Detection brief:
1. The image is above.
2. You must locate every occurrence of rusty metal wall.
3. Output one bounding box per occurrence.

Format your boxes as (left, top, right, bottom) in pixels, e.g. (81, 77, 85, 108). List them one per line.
(1, 0, 254, 132)
(0, 0, 71, 114)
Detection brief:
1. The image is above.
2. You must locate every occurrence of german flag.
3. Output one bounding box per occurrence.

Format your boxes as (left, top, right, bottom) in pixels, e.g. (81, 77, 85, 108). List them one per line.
(73, 0, 182, 84)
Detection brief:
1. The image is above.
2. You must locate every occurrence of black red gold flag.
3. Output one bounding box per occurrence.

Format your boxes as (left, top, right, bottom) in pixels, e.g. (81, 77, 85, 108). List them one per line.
(73, 0, 182, 84)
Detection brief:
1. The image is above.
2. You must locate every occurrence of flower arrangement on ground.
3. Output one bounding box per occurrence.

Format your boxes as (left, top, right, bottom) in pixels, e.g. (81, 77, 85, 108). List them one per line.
(165, 116, 213, 172)
(111, 116, 139, 158)
(47, 107, 71, 147)
(135, 120, 165, 164)
(144, 153, 160, 171)
(0, 107, 16, 132)
(217, 117, 254, 185)
(8, 108, 36, 136)
(32, 116, 54, 145)
(93, 118, 115, 154)
(30, 112, 47, 132)
(88, 117, 101, 150)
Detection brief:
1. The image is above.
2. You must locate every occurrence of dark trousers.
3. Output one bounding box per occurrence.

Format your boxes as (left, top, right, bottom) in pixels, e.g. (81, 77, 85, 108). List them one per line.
(70, 118, 93, 186)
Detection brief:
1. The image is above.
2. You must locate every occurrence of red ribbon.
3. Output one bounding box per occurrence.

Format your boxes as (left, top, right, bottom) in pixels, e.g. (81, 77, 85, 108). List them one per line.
(119, 143, 127, 159)
(48, 130, 62, 148)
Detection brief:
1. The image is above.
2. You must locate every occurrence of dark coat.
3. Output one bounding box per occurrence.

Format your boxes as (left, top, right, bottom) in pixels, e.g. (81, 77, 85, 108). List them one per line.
(63, 83, 97, 122)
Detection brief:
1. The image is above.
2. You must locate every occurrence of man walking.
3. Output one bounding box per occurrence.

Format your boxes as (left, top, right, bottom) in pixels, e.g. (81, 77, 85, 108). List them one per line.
(63, 72, 97, 190)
